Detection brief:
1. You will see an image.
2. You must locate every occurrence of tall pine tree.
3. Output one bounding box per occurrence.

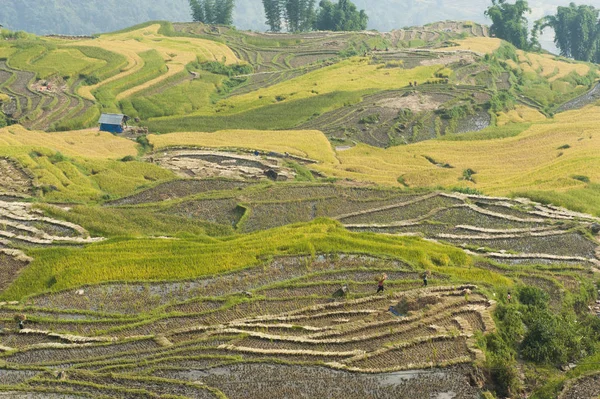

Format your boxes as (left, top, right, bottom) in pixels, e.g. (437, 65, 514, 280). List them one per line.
(262, 0, 283, 32)
(189, 0, 235, 25)
(189, 0, 206, 22)
(262, 0, 317, 32)
(284, 0, 301, 32)
(216, 0, 235, 25)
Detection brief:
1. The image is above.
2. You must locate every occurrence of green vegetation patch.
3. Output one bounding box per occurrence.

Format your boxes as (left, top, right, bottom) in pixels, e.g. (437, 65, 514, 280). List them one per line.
(512, 185, 600, 217)
(0, 219, 469, 300)
(146, 90, 368, 132)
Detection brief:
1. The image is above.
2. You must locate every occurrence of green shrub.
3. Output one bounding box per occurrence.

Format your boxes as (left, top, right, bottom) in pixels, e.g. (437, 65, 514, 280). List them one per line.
(359, 113, 380, 124)
(197, 60, 253, 77)
(520, 309, 568, 364)
(136, 135, 152, 153)
(48, 152, 67, 164)
(461, 169, 477, 182)
(572, 175, 590, 183)
(81, 74, 101, 85)
(488, 354, 520, 397)
(518, 286, 549, 308)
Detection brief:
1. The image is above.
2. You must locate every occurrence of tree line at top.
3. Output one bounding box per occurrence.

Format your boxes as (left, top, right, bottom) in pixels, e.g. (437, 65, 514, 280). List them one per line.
(188, 0, 367, 32)
(189, 0, 600, 63)
(486, 0, 600, 63)
(189, 0, 236, 25)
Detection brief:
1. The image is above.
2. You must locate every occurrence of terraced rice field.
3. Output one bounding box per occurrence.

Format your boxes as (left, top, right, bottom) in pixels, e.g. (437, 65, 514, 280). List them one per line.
(509, 50, 592, 82)
(0, 249, 491, 398)
(110, 181, 600, 267)
(0, 58, 95, 131)
(559, 372, 600, 399)
(1, 19, 600, 398)
(0, 192, 102, 292)
(299, 84, 492, 147)
(154, 104, 600, 199)
(73, 24, 239, 100)
(0, 172, 596, 397)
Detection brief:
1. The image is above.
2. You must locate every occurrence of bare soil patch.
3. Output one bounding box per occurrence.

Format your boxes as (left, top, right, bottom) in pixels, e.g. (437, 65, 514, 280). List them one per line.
(0, 159, 33, 194)
(377, 92, 444, 113)
(0, 253, 30, 294)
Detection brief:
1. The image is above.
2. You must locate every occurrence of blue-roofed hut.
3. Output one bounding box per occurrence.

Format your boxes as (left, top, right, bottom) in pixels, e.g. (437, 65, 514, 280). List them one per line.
(98, 113, 129, 133)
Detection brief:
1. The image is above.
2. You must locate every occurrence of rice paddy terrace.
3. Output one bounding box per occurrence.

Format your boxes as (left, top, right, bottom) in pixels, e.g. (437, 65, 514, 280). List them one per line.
(1, 19, 596, 145)
(0, 172, 598, 397)
(1, 19, 600, 399)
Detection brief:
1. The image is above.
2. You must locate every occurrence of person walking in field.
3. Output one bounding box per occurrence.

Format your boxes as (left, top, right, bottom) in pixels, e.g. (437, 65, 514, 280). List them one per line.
(423, 271, 429, 287)
(377, 273, 388, 294)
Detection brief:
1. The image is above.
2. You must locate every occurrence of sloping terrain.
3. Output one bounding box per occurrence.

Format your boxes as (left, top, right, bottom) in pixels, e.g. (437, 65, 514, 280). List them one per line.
(1, 20, 600, 399)
(0, 178, 597, 398)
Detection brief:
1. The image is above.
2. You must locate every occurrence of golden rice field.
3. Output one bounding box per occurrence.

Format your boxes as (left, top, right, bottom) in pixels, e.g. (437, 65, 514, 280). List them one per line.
(496, 105, 546, 126)
(70, 24, 240, 101)
(151, 106, 600, 196)
(0, 125, 137, 159)
(443, 37, 502, 54)
(31, 48, 107, 80)
(149, 129, 340, 165)
(325, 106, 600, 194)
(0, 45, 16, 58)
(509, 50, 591, 81)
(212, 59, 442, 115)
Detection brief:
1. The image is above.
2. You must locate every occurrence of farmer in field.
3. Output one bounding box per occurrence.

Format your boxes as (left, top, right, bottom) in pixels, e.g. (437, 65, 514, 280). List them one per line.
(14, 314, 26, 330)
(377, 273, 388, 294)
(423, 271, 429, 287)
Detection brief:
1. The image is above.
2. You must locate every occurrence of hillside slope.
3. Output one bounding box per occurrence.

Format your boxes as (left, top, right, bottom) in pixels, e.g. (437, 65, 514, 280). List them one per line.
(0, 21, 599, 399)
(2, 0, 598, 38)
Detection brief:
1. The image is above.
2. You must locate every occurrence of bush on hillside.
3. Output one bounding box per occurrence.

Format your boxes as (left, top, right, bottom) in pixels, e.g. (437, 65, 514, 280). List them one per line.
(197, 61, 253, 77)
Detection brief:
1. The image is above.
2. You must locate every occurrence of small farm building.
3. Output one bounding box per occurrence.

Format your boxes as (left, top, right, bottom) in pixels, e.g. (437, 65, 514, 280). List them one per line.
(98, 113, 129, 133)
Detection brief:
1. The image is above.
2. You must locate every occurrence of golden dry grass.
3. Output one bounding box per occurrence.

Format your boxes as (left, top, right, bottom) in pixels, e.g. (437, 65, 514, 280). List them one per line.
(516, 50, 590, 81)
(0, 125, 137, 159)
(148, 106, 600, 196)
(496, 105, 546, 126)
(0, 46, 16, 59)
(443, 37, 502, 54)
(321, 106, 600, 194)
(68, 24, 240, 101)
(212, 59, 441, 116)
(149, 129, 339, 165)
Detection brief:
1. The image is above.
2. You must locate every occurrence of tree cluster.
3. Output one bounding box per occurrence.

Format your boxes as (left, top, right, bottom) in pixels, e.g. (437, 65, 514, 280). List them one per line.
(262, 0, 367, 32)
(314, 0, 368, 32)
(484, 0, 534, 50)
(482, 285, 599, 397)
(262, 0, 316, 32)
(538, 3, 600, 62)
(189, 0, 236, 25)
(485, 0, 600, 62)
